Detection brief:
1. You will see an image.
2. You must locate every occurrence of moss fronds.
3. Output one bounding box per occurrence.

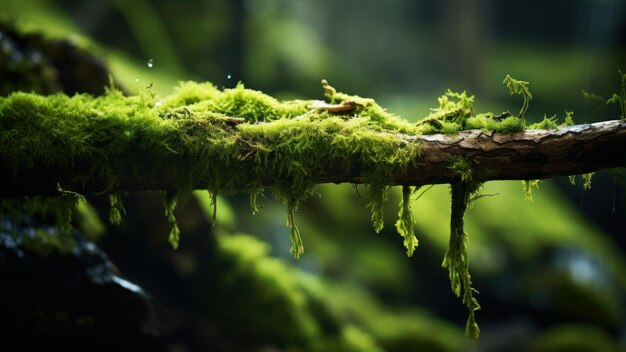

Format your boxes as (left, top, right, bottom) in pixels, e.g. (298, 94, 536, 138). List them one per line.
(442, 182, 482, 343)
(529, 114, 559, 130)
(503, 74, 533, 118)
(464, 114, 525, 133)
(108, 193, 126, 225)
(287, 206, 304, 259)
(522, 180, 541, 202)
(569, 175, 577, 186)
(417, 90, 476, 133)
(562, 111, 575, 127)
(366, 183, 389, 233)
(395, 185, 419, 256)
(582, 173, 594, 190)
(164, 195, 181, 250)
(249, 188, 264, 215)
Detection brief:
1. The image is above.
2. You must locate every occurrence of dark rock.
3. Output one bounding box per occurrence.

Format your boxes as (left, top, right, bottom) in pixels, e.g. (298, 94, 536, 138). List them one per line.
(0, 218, 161, 352)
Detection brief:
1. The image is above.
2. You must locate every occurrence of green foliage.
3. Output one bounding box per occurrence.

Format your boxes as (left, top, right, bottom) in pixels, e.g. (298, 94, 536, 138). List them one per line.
(395, 186, 419, 256)
(503, 74, 533, 118)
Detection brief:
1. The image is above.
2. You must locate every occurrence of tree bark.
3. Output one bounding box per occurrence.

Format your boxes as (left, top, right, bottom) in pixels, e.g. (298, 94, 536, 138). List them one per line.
(2, 120, 625, 198)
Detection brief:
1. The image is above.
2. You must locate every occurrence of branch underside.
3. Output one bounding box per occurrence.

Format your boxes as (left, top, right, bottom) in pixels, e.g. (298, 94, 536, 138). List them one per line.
(1, 120, 625, 198)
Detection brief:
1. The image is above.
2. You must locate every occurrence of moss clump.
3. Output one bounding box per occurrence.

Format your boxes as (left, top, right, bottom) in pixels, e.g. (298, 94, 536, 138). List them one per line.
(503, 74, 532, 119)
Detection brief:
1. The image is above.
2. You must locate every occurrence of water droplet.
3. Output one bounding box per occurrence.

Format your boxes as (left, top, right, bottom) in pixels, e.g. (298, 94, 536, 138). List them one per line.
(135, 78, 140, 83)
(155, 101, 162, 107)
(227, 74, 232, 80)
(147, 59, 154, 68)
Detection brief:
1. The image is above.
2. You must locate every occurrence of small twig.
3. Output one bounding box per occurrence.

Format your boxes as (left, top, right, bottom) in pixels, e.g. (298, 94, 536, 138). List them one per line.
(308, 100, 363, 114)
(469, 193, 499, 203)
(414, 185, 435, 201)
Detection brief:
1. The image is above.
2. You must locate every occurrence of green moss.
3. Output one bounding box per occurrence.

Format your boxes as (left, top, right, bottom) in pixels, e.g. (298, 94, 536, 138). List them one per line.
(215, 234, 320, 347)
(503, 74, 533, 118)
(529, 114, 559, 130)
(441, 182, 482, 343)
(449, 156, 474, 183)
(366, 183, 389, 233)
(395, 185, 419, 256)
(164, 195, 180, 249)
(108, 193, 125, 225)
(522, 180, 542, 202)
(74, 198, 105, 240)
(562, 111, 575, 126)
(582, 173, 594, 190)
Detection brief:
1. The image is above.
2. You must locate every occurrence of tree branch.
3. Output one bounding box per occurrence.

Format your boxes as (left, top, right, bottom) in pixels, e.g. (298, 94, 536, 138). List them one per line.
(1, 120, 625, 198)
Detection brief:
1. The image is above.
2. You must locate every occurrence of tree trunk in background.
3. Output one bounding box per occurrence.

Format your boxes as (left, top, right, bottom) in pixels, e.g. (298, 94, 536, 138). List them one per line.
(442, 0, 484, 92)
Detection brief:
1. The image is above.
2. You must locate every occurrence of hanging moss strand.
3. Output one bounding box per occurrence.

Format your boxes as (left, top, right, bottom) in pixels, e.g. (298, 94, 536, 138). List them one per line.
(395, 185, 419, 256)
(442, 182, 481, 344)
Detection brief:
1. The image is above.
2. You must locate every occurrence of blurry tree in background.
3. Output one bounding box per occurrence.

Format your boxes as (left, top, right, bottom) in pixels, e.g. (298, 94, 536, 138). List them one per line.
(1, 0, 626, 351)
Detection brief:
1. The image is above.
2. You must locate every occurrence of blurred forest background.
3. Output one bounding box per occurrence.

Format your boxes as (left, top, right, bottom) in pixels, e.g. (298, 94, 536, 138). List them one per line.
(1, 0, 626, 351)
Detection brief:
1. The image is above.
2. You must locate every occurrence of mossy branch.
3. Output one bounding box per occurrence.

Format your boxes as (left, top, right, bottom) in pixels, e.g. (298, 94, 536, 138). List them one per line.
(2, 119, 624, 198)
(2, 81, 626, 344)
